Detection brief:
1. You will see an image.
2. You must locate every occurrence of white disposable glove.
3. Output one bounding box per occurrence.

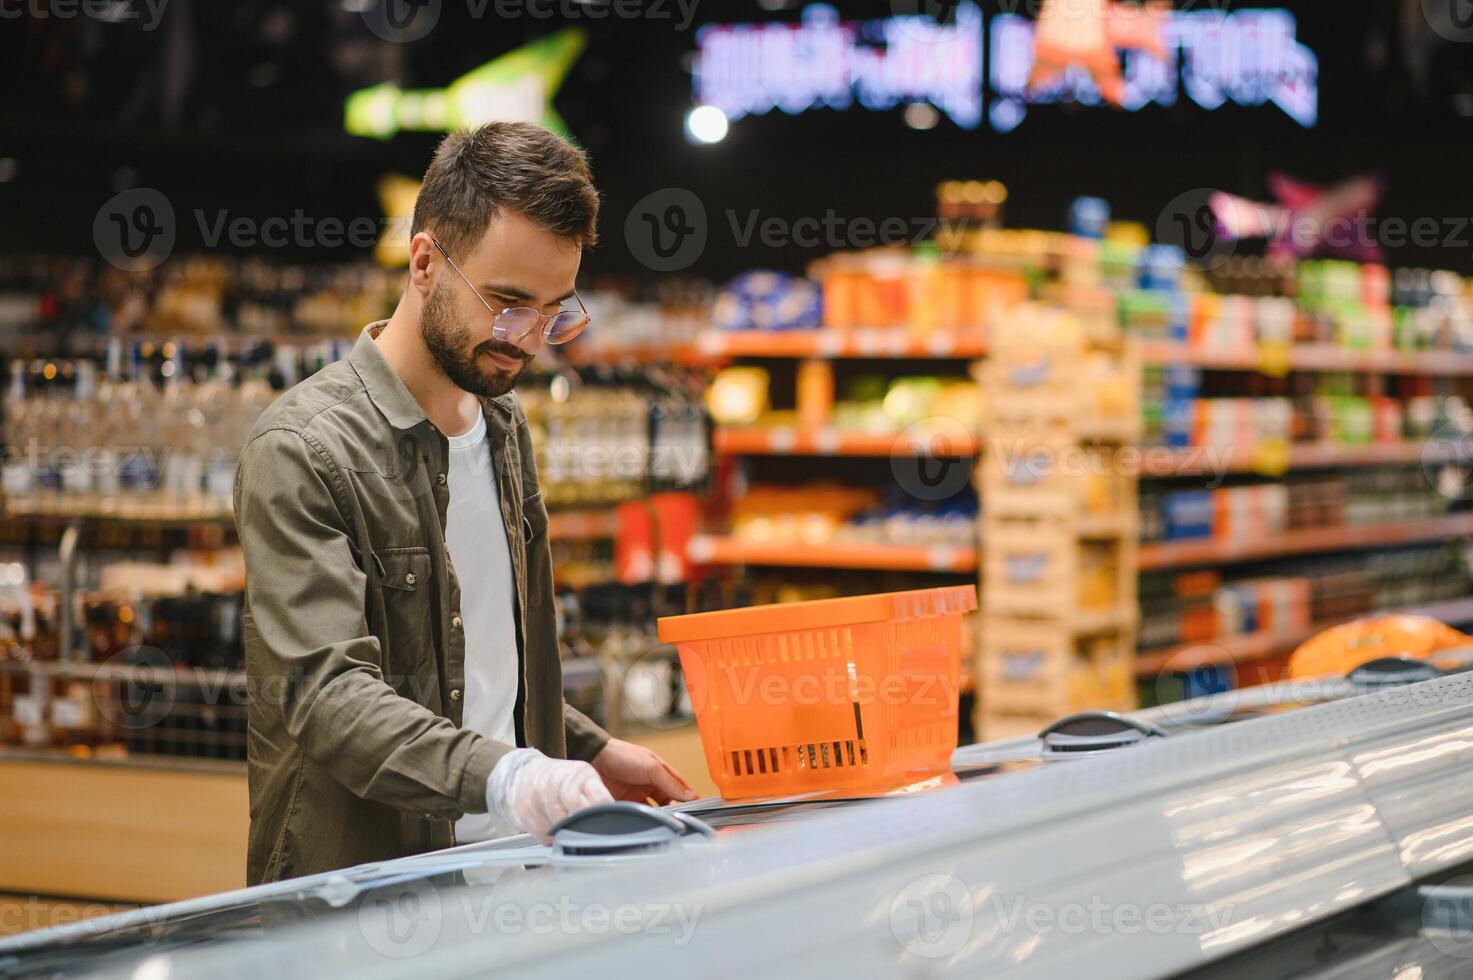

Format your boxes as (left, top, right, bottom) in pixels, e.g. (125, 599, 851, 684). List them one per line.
(486, 748, 613, 843)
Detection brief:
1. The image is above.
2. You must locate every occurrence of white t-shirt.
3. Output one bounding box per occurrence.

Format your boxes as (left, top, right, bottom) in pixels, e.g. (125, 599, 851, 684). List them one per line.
(445, 411, 521, 843)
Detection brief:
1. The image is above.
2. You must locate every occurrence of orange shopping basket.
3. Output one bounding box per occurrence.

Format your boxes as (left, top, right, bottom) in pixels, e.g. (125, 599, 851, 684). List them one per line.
(657, 586, 977, 799)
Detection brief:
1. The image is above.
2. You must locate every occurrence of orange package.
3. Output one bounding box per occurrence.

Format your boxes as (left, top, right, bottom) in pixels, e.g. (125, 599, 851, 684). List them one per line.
(1286, 615, 1473, 679)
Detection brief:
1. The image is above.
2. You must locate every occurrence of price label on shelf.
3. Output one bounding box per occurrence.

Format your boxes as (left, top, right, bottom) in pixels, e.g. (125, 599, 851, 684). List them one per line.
(13, 695, 43, 728)
(813, 430, 842, 455)
(816, 332, 845, 358)
(1257, 340, 1292, 378)
(767, 428, 797, 453)
(695, 333, 727, 357)
(51, 694, 92, 729)
(926, 333, 956, 356)
(925, 546, 959, 570)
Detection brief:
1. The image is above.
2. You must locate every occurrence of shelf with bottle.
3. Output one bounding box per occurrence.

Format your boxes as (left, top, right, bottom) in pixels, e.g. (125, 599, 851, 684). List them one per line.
(1135, 598, 1473, 676)
(1138, 440, 1446, 477)
(702, 343, 984, 469)
(692, 480, 979, 571)
(1140, 464, 1458, 547)
(686, 536, 977, 573)
(711, 425, 979, 457)
(518, 361, 711, 509)
(1138, 512, 1473, 570)
(1123, 255, 1473, 366)
(1138, 340, 1473, 376)
(0, 255, 400, 351)
(694, 328, 990, 361)
(0, 339, 341, 521)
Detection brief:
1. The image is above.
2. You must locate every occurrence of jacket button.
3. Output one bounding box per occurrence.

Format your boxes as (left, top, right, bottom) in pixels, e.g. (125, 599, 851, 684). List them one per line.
(449, 688, 462, 702)
(452, 615, 463, 630)
(436, 473, 447, 486)
(405, 572, 417, 586)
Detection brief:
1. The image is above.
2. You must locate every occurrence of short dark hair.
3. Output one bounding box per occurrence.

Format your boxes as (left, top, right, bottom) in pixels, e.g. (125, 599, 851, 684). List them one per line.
(410, 122, 599, 257)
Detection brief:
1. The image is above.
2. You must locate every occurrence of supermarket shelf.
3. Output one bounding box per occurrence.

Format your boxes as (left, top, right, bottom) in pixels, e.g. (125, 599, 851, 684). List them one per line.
(713, 426, 978, 457)
(1135, 595, 1473, 675)
(2, 496, 619, 541)
(1138, 513, 1473, 570)
(695, 329, 987, 360)
(1139, 440, 1438, 477)
(562, 343, 705, 366)
(688, 535, 978, 572)
(1, 498, 234, 526)
(546, 507, 621, 541)
(0, 660, 245, 686)
(1140, 340, 1473, 376)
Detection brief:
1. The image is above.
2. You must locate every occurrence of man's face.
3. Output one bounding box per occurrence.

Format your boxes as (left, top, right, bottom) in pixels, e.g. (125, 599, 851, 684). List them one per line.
(421, 210, 582, 398)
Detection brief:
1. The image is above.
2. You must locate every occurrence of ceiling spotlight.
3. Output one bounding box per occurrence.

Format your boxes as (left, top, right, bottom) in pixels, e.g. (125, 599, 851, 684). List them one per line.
(904, 102, 939, 130)
(685, 105, 729, 145)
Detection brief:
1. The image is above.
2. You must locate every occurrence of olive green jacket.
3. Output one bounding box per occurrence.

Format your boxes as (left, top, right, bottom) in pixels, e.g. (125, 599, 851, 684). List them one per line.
(234, 323, 608, 885)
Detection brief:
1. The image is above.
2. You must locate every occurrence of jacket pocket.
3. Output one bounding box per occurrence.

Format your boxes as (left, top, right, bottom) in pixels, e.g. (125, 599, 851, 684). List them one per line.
(521, 490, 548, 542)
(373, 547, 434, 702)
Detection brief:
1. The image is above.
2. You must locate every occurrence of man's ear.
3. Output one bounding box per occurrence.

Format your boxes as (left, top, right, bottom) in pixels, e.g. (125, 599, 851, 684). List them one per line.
(407, 232, 438, 297)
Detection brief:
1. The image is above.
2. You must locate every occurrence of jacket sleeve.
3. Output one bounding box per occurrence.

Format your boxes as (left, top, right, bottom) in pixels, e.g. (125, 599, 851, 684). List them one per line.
(235, 427, 508, 817)
(563, 704, 610, 761)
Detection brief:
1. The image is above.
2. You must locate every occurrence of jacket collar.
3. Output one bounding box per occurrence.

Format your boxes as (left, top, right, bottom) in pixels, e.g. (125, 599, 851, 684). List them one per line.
(351, 321, 520, 434)
(351, 322, 429, 431)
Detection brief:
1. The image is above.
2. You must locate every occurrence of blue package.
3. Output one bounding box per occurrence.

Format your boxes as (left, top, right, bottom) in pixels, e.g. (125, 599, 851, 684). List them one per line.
(1069, 196, 1110, 240)
(1162, 490, 1213, 540)
(1160, 397, 1197, 449)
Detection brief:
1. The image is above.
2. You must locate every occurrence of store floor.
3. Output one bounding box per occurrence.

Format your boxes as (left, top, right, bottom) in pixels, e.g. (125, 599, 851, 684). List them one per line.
(0, 726, 715, 935)
(0, 895, 136, 937)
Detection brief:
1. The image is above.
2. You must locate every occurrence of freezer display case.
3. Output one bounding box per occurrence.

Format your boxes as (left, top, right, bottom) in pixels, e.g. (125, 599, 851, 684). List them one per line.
(4, 660, 1473, 979)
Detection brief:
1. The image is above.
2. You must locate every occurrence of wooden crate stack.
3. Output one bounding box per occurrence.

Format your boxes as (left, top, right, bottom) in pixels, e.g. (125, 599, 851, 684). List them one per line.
(977, 302, 1142, 739)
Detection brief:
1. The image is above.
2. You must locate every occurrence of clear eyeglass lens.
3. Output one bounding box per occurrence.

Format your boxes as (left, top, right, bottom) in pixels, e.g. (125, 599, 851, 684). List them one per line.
(493, 307, 541, 338)
(545, 311, 589, 344)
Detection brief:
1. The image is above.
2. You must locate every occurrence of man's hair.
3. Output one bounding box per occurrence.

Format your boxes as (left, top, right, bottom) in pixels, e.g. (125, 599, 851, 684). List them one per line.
(410, 122, 599, 257)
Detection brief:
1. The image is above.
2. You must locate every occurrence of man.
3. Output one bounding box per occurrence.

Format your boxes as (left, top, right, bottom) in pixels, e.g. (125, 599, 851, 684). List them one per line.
(234, 122, 695, 885)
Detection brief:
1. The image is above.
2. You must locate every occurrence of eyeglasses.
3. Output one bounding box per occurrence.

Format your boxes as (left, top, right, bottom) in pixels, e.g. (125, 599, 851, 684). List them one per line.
(431, 237, 590, 345)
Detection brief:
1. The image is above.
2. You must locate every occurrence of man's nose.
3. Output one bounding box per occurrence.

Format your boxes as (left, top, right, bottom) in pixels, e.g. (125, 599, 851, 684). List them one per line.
(507, 328, 543, 358)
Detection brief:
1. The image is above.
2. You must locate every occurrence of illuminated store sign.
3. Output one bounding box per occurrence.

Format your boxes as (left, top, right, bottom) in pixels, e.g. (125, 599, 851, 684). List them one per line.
(990, 8, 1318, 131)
(345, 29, 584, 140)
(691, 4, 1317, 133)
(694, 3, 984, 129)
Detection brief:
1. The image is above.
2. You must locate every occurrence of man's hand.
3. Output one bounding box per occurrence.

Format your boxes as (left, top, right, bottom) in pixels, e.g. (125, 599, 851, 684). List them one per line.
(487, 749, 613, 843)
(591, 739, 698, 805)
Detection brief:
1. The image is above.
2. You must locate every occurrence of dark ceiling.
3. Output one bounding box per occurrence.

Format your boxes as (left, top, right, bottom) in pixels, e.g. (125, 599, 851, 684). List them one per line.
(5, 0, 1473, 278)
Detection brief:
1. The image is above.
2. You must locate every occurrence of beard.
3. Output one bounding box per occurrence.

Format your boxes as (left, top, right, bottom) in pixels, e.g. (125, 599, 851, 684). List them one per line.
(421, 282, 530, 399)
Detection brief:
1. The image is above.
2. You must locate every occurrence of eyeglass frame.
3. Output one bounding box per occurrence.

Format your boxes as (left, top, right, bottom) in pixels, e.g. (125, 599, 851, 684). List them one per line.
(430, 236, 591, 345)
